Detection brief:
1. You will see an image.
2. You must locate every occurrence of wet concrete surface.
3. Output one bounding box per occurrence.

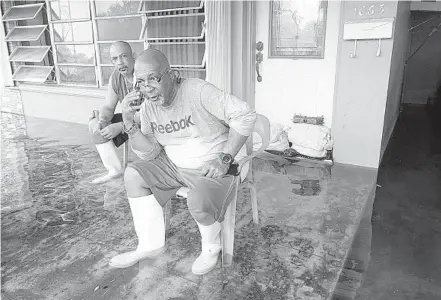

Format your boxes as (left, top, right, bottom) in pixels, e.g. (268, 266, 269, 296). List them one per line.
(355, 105, 441, 300)
(1, 114, 377, 300)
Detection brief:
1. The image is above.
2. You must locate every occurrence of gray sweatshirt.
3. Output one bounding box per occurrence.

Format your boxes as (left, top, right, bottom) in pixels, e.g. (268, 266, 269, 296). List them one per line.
(137, 78, 257, 169)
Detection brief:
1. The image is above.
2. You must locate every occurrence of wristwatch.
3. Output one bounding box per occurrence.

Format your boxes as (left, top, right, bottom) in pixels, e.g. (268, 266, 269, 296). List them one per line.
(219, 152, 234, 165)
(123, 122, 139, 136)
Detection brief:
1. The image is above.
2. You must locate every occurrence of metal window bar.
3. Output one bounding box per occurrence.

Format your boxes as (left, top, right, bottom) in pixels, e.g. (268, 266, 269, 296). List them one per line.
(89, 0, 100, 87)
(94, 7, 148, 88)
(140, 20, 205, 41)
(57, 63, 95, 67)
(91, 3, 145, 87)
(47, 0, 91, 22)
(1, 1, 54, 83)
(94, 14, 142, 20)
(53, 41, 95, 45)
(142, 1, 207, 74)
(96, 40, 145, 44)
(9, 46, 51, 62)
(2, 3, 45, 22)
(142, 12, 148, 52)
(12, 65, 54, 83)
(173, 68, 206, 72)
(2, 1, 18, 78)
(49, 18, 91, 23)
(137, 0, 204, 14)
(147, 12, 204, 20)
(148, 41, 205, 45)
(5, 25, 48, 42)
(45, 0, 96, 86)
(15, 0, 206, 87)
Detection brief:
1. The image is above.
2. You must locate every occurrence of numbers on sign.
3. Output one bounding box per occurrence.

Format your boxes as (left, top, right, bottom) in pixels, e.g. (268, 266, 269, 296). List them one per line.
(354, 4, 385, 17)
(378, 4, 385, 14)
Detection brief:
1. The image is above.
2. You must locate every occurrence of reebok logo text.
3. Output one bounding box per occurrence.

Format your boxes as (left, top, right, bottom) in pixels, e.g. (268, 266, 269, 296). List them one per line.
(151, 115, 195, 134)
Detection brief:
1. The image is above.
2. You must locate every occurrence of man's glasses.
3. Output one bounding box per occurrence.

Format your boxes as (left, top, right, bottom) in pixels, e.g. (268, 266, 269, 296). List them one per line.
(136, 68, 170, 87)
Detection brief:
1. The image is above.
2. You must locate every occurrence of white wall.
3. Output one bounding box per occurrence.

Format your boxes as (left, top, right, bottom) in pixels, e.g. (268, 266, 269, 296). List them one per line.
(332, 1, 399, 168)
(19, 85, 109, 125)
(254, 0, 341, 128)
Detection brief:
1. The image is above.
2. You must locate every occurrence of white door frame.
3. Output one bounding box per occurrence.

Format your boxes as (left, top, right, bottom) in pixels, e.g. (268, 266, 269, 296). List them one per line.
(231, 1, 257, 110)
(230, 0, 257, 158)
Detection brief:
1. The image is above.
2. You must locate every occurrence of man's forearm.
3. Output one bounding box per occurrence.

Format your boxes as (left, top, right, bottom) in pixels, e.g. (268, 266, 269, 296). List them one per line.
(129, 130, 155, 150)
(99, 106, 115, 122)
(126, 127, 162, 161)
(223, 128, 248, 159)
(134, 111, 141, 125)
(123, 118, 157, 151)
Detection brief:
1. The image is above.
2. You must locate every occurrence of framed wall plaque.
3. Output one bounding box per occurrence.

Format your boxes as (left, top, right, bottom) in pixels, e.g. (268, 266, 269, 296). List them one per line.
(269, 0, 328, 58)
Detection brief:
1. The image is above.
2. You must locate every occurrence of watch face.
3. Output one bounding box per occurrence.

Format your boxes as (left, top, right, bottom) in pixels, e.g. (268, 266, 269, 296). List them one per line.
(221, 153, 233, 164)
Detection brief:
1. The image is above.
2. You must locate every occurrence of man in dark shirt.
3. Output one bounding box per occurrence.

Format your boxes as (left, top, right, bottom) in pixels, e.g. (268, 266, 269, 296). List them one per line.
(88, 41, 136, 183)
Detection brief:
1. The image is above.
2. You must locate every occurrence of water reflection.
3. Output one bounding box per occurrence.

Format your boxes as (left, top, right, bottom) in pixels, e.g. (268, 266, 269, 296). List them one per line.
(1, 114, 377, 300)
(1, 115, 126, 230)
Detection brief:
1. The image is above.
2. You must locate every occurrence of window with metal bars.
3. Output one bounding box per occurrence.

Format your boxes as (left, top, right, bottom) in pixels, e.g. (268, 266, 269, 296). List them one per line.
(2, 0, 206, 87)
(2, 0, 54, 83)
(47, 0, 145, 87)
(139, 0, 206, 80)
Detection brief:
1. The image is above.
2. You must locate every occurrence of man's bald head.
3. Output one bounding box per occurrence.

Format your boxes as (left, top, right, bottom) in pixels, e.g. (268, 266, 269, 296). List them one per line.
(135, 49, 170, 77)
(110, 41, 132, 55)
(134, 49, 178, 107)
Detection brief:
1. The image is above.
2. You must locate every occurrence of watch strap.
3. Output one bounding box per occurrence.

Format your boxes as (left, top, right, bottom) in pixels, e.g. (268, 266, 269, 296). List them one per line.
(123, 123, 139, 136)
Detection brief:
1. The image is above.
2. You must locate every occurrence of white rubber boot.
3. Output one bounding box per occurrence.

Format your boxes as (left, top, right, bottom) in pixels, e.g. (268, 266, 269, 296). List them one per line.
(192, 221, 222, 275)
(109, 195, 166, 268)
(92, 141, 122, 184)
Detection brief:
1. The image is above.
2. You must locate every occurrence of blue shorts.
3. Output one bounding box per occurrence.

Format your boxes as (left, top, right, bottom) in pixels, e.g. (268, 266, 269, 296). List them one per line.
(129, 151, 238, 223)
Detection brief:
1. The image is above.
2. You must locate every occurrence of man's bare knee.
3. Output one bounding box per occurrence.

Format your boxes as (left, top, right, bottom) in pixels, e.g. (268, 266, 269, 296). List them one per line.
(89, 118, 110, 144)
(124, 167, 152, 197)
(124, 167, 145, 189)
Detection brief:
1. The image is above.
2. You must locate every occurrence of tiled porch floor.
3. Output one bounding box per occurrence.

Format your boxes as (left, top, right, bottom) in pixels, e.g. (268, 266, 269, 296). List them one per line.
(1, 110, 377, 300)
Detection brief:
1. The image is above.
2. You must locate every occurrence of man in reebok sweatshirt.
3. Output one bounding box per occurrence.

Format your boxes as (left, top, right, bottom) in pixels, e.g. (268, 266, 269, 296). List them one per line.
(110, 49, 256, 275)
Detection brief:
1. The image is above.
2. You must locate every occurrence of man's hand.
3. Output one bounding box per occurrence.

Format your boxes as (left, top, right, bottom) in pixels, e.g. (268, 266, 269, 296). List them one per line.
(122, 90, 143, 125)
(100, 123, 123, 140)
(201, 157, 230, 178)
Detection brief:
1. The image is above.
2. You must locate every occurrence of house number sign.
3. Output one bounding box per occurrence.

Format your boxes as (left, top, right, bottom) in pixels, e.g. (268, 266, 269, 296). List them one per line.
(354, 4, 385, 17)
